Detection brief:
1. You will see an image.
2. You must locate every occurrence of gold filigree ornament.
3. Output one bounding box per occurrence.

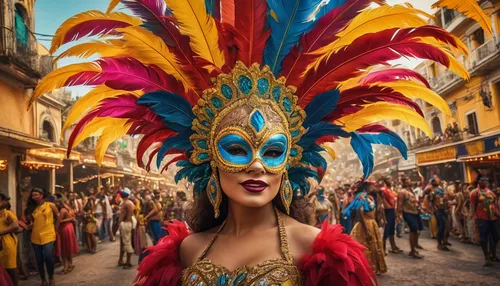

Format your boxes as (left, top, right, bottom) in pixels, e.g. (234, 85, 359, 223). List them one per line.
(190, 61, 306, 172)
(280, 172, 293, 214)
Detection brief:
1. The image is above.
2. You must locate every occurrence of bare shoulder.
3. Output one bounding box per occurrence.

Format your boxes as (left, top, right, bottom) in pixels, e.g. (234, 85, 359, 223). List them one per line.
(179, 226, 218, 268)
(283, 216, 320, 258)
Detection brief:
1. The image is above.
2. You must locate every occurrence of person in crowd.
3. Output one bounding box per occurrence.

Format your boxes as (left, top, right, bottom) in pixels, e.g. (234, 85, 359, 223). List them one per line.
(470, 176, 499, 266)
(68, 192, 83, 246)
(26, 187, 59, 286)
(94, 187, 105, 242)
(463, 185, 480, 245)
(54, 194, 79, 274)
(144, 190, 164, 245)
(83, 194, 97, 254)
(380, 178, 402, 254)
(429, 177, 451, 251)
(423, 183, 438, 239)
(0, 194, 19, 286)
(117, 188, 135, 270)
(397, 176, 423, 259)
(413, 182, 424, 201)
(327, 187, 341, 225)
(348, 181, 387, 275)
(173, 192, 187, 221)
(309, 186, 335, 227)
(453, 181, 466, 242)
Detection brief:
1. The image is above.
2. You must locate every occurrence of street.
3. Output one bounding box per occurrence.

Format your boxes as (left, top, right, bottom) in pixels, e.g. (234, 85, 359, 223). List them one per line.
(18, 229, 500, 286)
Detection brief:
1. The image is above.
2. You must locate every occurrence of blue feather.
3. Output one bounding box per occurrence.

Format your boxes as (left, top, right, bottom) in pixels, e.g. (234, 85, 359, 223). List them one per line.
(315, 0, 346, 19)
(298, 122, 349, 148)
(137, 91, 195, 132)
(303, 89, 340, 127)
(205, 0, 214, 14)
(301, 151, 327, 171)
(359, 131, 408, 160)
(264, 0, 324, 75)
(350, 132, 373, 180)
(156, 131, 193, 168)
(288, 166, 319, 195)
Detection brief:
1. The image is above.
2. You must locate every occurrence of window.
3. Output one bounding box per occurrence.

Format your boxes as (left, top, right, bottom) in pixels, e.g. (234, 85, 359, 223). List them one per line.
(473, 28, 485, 46)
(41, 121, 55, 142)
(443, 8, 456, 25)
(432, 117, 442, 136)
(466, 112, 479, 135)
(15, 5, 28, 49)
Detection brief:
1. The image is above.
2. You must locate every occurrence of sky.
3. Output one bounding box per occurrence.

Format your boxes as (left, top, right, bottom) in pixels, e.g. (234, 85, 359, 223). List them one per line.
(34, 0, 438, 97)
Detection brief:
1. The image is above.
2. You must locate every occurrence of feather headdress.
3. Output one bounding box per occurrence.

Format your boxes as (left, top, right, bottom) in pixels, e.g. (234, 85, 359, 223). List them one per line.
(31, 0, 488, 194)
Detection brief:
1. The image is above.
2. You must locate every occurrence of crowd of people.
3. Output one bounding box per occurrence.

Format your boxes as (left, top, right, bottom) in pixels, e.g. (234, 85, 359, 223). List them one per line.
(308, 174, 500, 275)
(0, 185, 189, 286)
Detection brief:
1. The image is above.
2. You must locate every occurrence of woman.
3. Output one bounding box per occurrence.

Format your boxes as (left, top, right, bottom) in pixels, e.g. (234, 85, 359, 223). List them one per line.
(83, 196, 97, 254)
(26, 187, 58, 286)
(38, 0, 481, 284)
(464, 186, 480, 244)
(381, 178, 403, 254)
(54, 194, 79, 274)
(0, 194, 18, 285)
(348, 182, 388, 275)
(310, 186, 335, 227)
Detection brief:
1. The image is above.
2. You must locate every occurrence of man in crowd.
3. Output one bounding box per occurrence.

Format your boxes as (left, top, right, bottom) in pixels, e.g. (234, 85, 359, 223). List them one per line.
(397, 176, 423, 258)
(117, 188, 135, 270)
(429, 176, 452, 251)
(144, 190, 164, 245)
(470, 176, 499, 266)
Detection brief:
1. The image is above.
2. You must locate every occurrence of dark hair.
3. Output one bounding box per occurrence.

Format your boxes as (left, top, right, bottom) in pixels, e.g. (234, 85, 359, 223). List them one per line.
(25, 186, 49, 216)
(383, 178, 392, 188)
(0, 193, 11, 210)
(186, 189, 315, 233)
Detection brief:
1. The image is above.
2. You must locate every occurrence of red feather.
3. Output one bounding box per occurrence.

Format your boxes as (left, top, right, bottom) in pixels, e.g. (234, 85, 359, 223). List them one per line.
(324, 85, 424, 121)
(221, 0, 235, 26)
(297, 27, 455, 106)
(231, 0, 270, 66)
(359, 68, 431, 88)
(161, 154, 188, 173)
(316, 135, 338, 145)
(135, 220, 191, 286)
(136, 129, 176, 169)
(282, 0, 374, 86)
(60, 20, 131, 52)
(300, 222, 377, 286)
(357, 123, 393, 134)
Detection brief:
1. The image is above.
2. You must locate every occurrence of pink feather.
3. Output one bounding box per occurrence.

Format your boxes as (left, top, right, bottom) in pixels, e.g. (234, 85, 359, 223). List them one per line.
(358, 123, 393, 134)
(359, 68, 431, 88)
(62, 20, 130, 47)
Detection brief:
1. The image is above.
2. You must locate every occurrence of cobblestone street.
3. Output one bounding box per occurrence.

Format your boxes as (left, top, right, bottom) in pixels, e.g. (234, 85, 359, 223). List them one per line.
(18, 230, 500, 286)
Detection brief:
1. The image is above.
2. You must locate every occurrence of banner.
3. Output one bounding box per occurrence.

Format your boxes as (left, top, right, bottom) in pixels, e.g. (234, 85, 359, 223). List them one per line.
(416, 146, 457, 164)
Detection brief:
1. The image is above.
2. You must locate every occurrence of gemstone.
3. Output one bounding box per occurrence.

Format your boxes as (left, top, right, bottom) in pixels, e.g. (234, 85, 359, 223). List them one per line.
(190, 273, 197, 283)
(197, 140, 208, 149)
(291, 130, 300, 137)
(205, 108, 214, 119)
(238, 75, 253, 95)
(283, 97, 292, 113)
(221, 84, 233, 99)
(250, 110, 265, 133)
(211, 97, 222, 109)
(290, 149, 298, 157)
(197, 153, 209, 161)
(272, 87, 281, 102)
(257, 78, 269, 95)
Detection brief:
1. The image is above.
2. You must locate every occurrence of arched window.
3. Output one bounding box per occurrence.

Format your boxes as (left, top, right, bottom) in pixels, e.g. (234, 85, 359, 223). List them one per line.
(432, 117, 442, 136)
(14, 4, 29, 49)
(42, 120, 55, 142)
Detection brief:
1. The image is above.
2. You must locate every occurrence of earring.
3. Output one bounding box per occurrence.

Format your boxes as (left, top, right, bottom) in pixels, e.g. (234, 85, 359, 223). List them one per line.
(207, 168, 222, 218)
(280, 172, 293, 215)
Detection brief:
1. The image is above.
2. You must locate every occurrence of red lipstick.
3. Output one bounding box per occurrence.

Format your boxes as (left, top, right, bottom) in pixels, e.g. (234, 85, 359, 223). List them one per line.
(240, 180, 268, 193)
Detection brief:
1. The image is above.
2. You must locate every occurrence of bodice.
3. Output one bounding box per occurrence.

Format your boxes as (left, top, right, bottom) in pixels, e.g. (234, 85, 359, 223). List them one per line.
(181, 209, 302, 285)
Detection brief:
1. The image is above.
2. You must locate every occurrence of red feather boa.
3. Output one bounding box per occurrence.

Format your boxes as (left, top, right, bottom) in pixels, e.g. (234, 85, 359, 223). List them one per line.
(300, 222, 377, 286)
(135, 221, 376, 286)
(135, 220, 191, 286)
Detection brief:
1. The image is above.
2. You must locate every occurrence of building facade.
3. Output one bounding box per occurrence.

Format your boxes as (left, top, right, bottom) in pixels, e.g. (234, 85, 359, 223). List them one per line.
(396, 1, 500, 184)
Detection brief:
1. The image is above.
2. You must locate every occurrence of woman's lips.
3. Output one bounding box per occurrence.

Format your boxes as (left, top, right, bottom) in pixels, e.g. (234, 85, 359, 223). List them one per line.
(240, 180, 269, 193)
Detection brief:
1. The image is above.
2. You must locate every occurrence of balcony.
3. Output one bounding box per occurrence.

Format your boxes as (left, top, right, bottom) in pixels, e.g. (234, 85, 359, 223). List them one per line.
(467, 37, 500, 74)
(0, 27, 54, 87)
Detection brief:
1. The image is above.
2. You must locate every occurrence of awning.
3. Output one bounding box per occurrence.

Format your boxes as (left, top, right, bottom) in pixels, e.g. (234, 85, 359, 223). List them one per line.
(22, 154, 64, 169)
(0, 127, 52, 149)
(417, 158, 457, 167)
(457, 151, 500, 162)
(416, 146, 457, 166)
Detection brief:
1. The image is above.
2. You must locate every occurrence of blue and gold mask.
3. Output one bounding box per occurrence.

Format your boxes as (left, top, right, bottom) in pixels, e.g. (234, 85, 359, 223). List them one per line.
(190, 62, 306, 174)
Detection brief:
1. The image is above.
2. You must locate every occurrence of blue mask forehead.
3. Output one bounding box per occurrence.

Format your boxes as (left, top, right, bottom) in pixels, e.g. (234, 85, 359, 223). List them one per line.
(217, 134, 253, 165)
(259, 133, 288, 168)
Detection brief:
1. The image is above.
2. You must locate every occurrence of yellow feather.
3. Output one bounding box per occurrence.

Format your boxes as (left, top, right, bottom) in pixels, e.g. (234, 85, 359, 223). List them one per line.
(320, 145, 337, 160)
(30, 62, 102, 107)
(419, 38, 470, 80)
(338, 68, 373, 91)
(337, 102, 431, 136)
(71, 117, 117, 149)
(107, 0, 120, 14)
(432, 0, 492, 36)
(55, 39, 125, 61)
(310, 4, 432, 70)
(164, 0, 225, 70)
(378, 81, 451, 116)
(95, 121, 132, 166)
(50, 10, 142, 54)
(62, 85, 143, 134)
(118, 26, 196, 94)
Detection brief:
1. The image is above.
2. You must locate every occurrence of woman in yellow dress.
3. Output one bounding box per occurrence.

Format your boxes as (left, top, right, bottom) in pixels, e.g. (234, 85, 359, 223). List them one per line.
(26, 187, 59, 286)
(0, 193, 18, 286)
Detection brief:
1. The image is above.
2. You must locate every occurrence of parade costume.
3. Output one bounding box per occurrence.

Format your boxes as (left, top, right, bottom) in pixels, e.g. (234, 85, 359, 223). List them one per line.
(30, 0, 490, 284)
